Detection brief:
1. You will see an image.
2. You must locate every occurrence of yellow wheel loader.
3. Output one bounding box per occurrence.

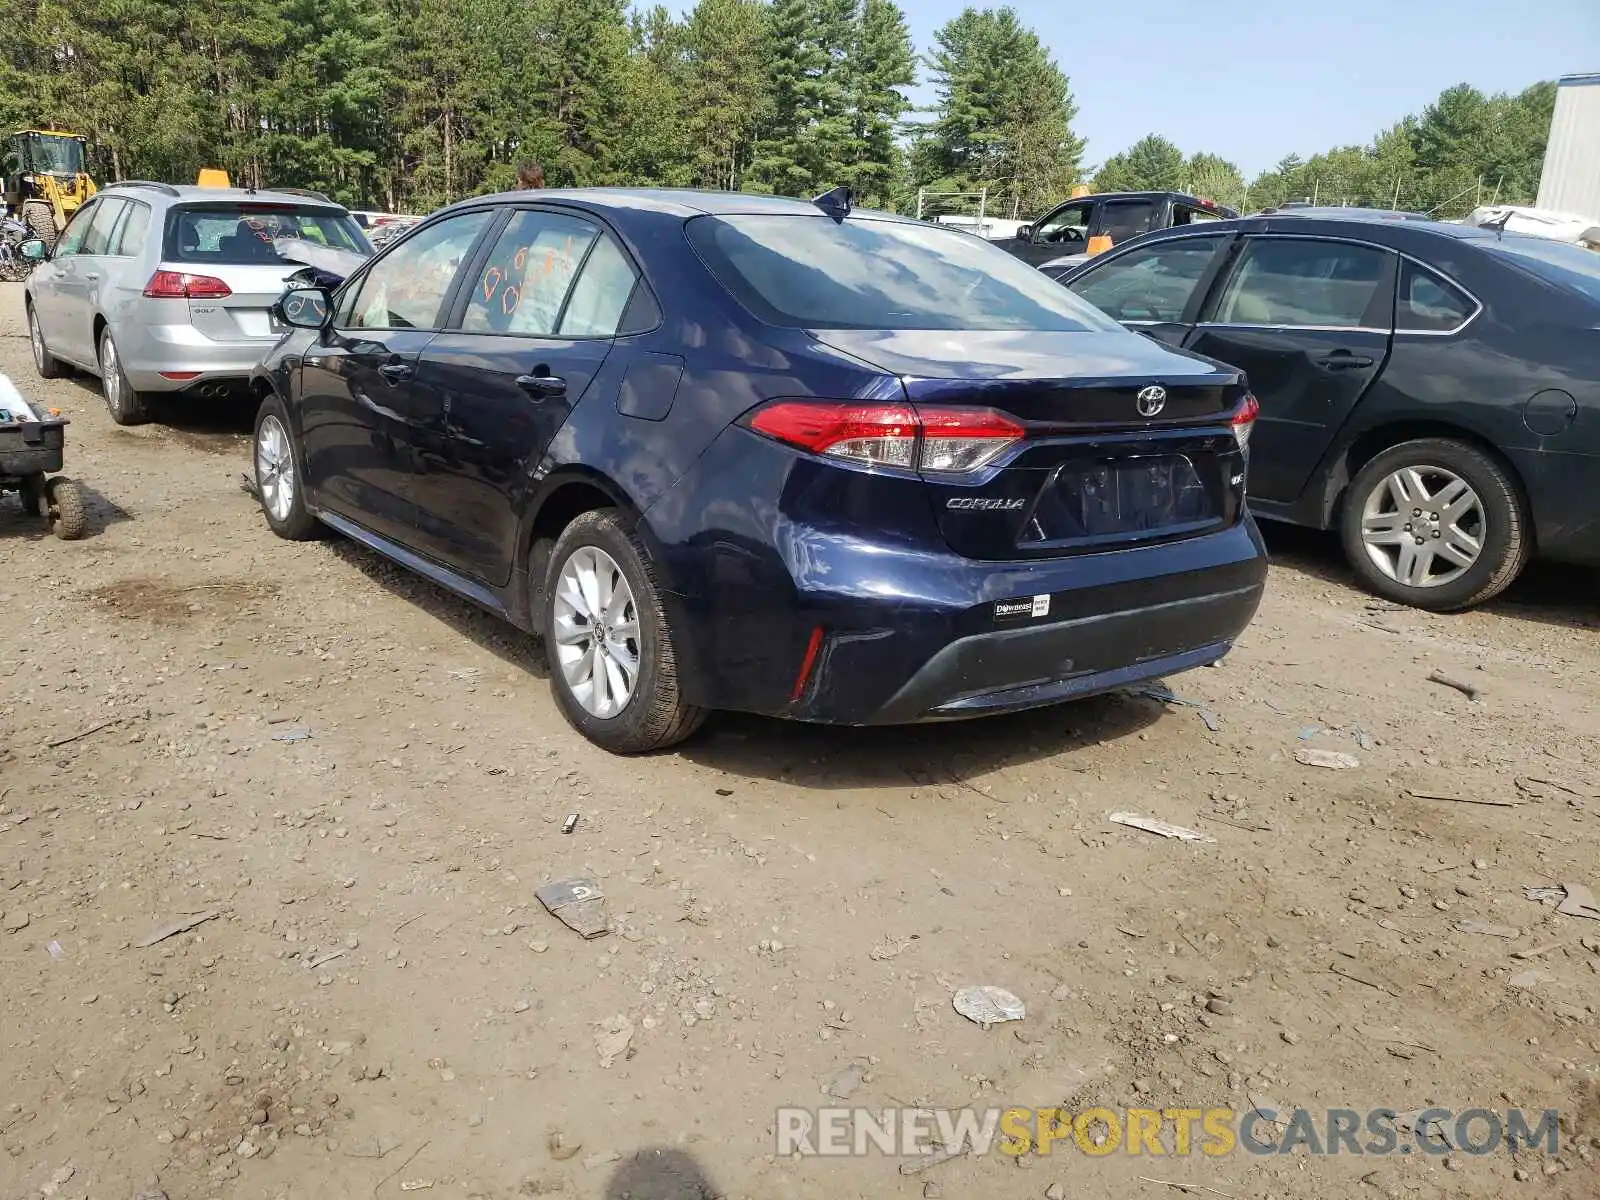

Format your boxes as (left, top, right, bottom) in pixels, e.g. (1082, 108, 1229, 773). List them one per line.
(1, 130, 97, 250)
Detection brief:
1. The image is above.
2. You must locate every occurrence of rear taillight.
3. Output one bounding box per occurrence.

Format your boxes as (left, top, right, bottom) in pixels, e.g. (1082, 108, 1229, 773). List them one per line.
(143, 270, 232, 300)
(1231, 392, 1259, 449)
(747, 401, 1024, 475)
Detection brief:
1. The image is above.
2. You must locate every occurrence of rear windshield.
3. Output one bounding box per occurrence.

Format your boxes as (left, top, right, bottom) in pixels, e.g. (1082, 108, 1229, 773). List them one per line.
(166, 204, 371, 266)
(1485, 236, 1600, 307)
(687, 213, 1121, 332)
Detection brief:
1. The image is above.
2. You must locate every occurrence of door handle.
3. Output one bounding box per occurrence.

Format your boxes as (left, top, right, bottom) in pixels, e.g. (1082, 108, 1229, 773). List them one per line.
(1316, 351, 1375, 370)
(83, 272, 99, 281)
(378, 362, 413, 383)
(516, 373, 567, 397)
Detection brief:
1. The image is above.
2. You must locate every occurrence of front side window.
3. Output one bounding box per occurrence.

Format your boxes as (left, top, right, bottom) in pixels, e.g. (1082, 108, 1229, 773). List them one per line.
(53, 202, 98, 257)
(1212, 237, 1392, 328)
(1397, 260, 1474, 332)
(345, 211, 492, 332)
(1032, 202, 1093, 246)
(462, 211, 600, 336)
(1097, 199, 1159, 243)
(1068, 236, 1226, 323)
(689, 214, 1121, 332)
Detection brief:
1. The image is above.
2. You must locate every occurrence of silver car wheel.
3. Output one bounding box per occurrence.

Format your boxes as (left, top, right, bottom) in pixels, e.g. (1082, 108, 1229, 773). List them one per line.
(29, 309, 45, 372)
(99, 335, 123, 414)
(1359, 464, 1484, 588)
(551, 546, 641, 718)
(255, 414, 296, 523)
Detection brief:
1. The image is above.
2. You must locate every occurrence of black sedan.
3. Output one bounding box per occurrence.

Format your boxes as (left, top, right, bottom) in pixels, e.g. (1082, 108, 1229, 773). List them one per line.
(1056, 212, 1600, 610)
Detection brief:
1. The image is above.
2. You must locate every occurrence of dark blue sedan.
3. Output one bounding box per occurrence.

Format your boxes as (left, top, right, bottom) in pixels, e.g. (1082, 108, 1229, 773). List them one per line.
(251, 189, 1267, 753)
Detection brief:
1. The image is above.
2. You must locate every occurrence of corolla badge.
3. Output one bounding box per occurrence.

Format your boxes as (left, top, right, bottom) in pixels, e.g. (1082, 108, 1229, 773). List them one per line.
(1136, 385, 1167, 417)
(946, 497, 1026, 511)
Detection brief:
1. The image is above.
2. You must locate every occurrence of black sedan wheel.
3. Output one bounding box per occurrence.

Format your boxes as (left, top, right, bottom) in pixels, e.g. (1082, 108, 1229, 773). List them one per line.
(1341, 438, 1528, 611)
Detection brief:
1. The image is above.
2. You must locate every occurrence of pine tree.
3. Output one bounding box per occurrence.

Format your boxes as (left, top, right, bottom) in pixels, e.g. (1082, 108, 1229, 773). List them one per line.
(843, 0, 914, 208)
(683, 0, 769, 191)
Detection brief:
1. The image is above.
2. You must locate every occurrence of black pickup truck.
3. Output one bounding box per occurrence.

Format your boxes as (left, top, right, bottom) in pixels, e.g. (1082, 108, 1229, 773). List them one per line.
(999, 190, 1237, 269)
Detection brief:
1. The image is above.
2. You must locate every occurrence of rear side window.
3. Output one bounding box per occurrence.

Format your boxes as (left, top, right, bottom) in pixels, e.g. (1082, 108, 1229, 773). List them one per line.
(1098, 199, 1158, 242)
(1397, 261, 1475, 332)
(81, 199, 125, 256)
(167, 204, 369, 265)
(1213, 237, 1391, 328)
(688, 214, 1120, 332)
(463, 210, 599, 336)
(113, 203, 151, 257)
(560, 236, 642, 336)
(1068, 236, 1226, 323)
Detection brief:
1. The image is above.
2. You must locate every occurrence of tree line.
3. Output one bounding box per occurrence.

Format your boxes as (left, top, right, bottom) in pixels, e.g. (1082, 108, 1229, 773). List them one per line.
(1, 0, 1554, 224)
(1093, 82, 1556, 219)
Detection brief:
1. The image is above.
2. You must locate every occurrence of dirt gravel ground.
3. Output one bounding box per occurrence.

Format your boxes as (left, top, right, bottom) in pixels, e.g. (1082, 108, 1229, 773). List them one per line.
(2, 279, 1600, 1200)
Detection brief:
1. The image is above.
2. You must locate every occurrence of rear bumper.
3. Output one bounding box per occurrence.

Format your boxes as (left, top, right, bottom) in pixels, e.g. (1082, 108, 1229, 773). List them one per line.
(643, 429, 1269, 725)
(119, 320, 277, 392)
(869, 585, 1256, 724)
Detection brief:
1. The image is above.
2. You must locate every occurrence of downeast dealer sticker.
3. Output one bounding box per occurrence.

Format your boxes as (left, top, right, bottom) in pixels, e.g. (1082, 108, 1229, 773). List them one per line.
(995, 595, 1051, 620)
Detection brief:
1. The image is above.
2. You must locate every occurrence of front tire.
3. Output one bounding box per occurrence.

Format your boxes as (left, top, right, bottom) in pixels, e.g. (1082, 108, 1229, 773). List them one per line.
(1340, 438, 1528, 612)
(542, 509, 706, 754)
(98, 329, 150, 426)
(22, 201, 56, 252)
(253, 394, 320, 540)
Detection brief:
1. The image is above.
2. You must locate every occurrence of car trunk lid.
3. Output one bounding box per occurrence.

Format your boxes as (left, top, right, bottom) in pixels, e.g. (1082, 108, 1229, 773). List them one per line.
(814, 328, 1253, 560)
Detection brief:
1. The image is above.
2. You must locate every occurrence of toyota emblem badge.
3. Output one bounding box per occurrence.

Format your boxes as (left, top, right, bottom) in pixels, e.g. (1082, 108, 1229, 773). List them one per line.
(1136, 384, 1167, 417)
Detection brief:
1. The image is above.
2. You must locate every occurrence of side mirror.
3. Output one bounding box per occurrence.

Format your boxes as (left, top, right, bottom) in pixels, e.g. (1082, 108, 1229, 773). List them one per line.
(20, 239, 47, 261)
(1016, 224, 1032, 242)
(277, 287, 331, 329)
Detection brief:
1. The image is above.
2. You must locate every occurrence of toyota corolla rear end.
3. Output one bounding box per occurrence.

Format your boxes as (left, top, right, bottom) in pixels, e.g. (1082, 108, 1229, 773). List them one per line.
(647, 208, 1268, 725)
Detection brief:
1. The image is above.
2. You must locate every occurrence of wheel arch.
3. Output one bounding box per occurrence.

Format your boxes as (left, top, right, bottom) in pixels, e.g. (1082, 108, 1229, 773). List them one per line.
(513, 467, 651, 628)
(1318, 420, 1534, 547)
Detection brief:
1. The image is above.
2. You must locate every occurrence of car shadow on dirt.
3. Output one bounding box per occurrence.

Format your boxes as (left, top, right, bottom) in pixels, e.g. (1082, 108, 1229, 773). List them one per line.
(1260, 522, 1599, 632)
(0, 476, 132, 540)
(327, 539, 549, 678)
(682, 689, 1165, 790)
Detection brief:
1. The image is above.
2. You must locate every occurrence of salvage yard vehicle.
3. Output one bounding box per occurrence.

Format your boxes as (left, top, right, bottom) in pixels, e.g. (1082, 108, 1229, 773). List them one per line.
(1000, 191, 1237, 270)
(250, 187, 1268, 753)
(1058, 210, 1600, 610)
(1, 129, 97, 250)
(0, 373, 86, 540)
(21, 181, 372, 425)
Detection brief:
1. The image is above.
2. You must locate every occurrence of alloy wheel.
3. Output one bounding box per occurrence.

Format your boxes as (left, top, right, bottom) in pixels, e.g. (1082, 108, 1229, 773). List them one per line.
(100, 336, 123, 415)
(255, 414, 296, 523)
(1359, 464, 1485, 588)
(551, 546, 641, 718)
(29, 310, 45, 372)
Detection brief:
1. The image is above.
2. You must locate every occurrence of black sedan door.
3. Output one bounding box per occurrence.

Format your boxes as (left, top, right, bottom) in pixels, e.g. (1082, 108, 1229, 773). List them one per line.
(1183, 235, 1395, 505)
(407, 209, 638, 585)
(298, 210, 495, 544)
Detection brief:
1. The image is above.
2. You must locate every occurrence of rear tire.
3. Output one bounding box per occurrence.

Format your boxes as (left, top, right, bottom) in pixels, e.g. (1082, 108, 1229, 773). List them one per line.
(1340, 437, 1528, 612)
(44, 476, 87, 540)
(28, 303, 62, 380)
(98, 329, 150, 426)
(542, 509, 706, 754)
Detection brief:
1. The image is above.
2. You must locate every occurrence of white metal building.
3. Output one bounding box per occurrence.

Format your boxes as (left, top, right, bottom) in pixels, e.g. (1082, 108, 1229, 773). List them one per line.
(1536, 72, 1600, 219)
